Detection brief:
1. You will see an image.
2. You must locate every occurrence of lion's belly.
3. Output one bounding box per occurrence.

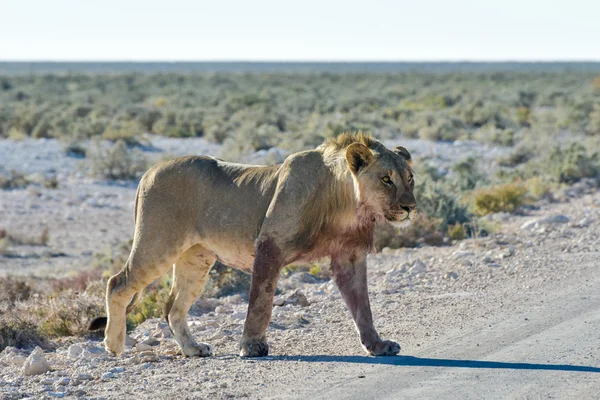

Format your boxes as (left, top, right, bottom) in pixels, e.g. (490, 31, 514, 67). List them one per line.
(202, 239, 256, 273)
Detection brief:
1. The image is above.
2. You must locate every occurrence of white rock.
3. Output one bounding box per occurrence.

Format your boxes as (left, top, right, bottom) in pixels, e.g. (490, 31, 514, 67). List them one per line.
(110, 367, 125, 373)
(273, 297, 285, 307)
(68, 344, 84, 359)
(135, 343, 153, 352)
(540, 215, 569, 225)
(141, 337, 160, 347)
(453, 251, 474, 258)
(520, 220, 538, 230)
(102, 372, 115, 380)
(231, 312, 246, 321)
(74, 373, 93, 381)
(56, 377, 70, 386)
(125, 335, 138, 347)
(409, 260, 427, 276)
(22, 347, 51, 376)
(41, 377, 56, 385)
(6, 355, 26, 366)
(576, 217, 593, 228)
(215, 305, 232, 314)
(385, 269, 403, 283)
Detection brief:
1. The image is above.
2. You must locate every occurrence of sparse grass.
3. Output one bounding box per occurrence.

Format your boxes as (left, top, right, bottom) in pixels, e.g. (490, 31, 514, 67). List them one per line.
(0, 170, 58, 190)
(0, 227, 50, 255)
(0, 273, 105, 351)
(472, 182, 528, 216)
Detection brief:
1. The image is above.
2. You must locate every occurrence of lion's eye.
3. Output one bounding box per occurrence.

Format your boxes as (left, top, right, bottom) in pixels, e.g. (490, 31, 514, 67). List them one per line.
(407, 175, 413, 183)
(382, 176, 392, 185)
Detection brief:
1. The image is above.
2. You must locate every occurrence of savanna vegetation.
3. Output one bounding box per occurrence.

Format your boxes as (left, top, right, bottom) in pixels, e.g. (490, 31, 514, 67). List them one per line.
(1, 66, 600, 350)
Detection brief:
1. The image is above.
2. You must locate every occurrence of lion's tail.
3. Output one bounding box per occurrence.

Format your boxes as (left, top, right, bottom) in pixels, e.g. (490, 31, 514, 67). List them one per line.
(88, 290, 142, 331)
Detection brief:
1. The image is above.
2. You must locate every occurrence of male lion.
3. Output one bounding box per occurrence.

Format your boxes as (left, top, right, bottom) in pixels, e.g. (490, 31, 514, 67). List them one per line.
(90, 132, 416, 358)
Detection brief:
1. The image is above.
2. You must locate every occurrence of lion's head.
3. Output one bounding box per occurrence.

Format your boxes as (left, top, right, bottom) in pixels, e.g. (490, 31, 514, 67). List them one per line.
(345, 139, 416, 227)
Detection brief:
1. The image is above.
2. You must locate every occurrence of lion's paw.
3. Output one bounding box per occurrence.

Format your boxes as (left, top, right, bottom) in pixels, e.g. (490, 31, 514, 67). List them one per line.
(182, 342, 213, 357)
(365, 340, 400, 356)
(239, 340, 269, 358)
(104, 335, 125, 356)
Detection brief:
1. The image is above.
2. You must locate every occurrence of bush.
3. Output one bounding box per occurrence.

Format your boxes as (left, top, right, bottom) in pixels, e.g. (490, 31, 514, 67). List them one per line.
(414, 180, 471, 231)
(472, 182, 528, 215)
(548, 143, 600, 183)
(88, 139, 148, 180)
(448, 223, 467, 241)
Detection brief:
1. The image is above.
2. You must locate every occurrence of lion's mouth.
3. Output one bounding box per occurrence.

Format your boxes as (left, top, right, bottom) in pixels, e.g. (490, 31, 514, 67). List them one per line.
(385, 206, 414, 223)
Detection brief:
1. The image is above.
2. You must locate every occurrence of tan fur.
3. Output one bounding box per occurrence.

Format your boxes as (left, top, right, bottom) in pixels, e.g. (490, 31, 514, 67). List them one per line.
(95, 132, 416, 358)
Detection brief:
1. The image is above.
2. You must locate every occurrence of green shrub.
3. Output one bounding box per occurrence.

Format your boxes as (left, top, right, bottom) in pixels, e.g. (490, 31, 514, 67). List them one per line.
(548, 143, 600, 183)
(472, 182, 528, 215)
(448, 223, 467, 241)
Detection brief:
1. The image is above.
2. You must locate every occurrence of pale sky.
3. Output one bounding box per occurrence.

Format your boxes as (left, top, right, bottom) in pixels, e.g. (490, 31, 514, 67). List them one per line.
(1, 0, 599, 61)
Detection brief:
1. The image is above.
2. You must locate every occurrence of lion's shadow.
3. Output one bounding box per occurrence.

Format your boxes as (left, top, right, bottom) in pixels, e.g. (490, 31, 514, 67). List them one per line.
(252, 355, 600, 373)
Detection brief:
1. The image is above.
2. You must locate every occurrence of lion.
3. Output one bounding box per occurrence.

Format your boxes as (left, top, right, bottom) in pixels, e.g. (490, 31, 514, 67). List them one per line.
(89, 132, 416, 358)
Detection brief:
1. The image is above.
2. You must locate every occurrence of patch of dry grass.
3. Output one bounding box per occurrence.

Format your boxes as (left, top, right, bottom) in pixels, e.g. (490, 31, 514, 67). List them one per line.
(471, 182, 528, 216)
(0, 227, 50, 255)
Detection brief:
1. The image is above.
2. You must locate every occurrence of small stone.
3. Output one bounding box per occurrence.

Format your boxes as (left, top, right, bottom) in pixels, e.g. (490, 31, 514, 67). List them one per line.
(453, 251, 474, 258)
(41, 378, 56, 385)
(520, 220, 537, 230)
(231, 312, 246, 321)
(6, 355, 26, 366)
(409, 260, 427, 276)
(444, 272, 459, 280)
(48, 392, 65, 398)
(273, 297, 285, 307)
(125, 355, 141, 365)
(141, 337, 160, 347)
(56, 377, 70, 386)
(135, 343, 153, 352)
(101, 372, 115, 380)
(576, 217, 593, 228)
(68, 344, 84, 359)
(385, 268, 404, 283)
(109, 367, 125, 373)
(215, 305, 232, 314)
(284, 290, 310, 307)
(75, 373, 93, 381)
(125, 335, 138, 347)
(22, 347, 51, 376)
(458, 259, 473, 267)
(540, 215, 569, 225)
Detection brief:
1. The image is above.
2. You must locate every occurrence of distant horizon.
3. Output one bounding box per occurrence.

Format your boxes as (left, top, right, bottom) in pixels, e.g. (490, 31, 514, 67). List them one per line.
(2, 60, 600, 63)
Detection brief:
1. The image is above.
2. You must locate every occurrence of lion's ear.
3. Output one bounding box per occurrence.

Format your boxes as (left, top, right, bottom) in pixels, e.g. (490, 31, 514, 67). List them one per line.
(393, 146, 412, 164)
(346, 143, 374, 175)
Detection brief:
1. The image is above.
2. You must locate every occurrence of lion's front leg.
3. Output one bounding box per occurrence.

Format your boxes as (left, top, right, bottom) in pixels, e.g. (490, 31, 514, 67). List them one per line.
(331, 253, 400, 356)
(240, 236, 283, 357)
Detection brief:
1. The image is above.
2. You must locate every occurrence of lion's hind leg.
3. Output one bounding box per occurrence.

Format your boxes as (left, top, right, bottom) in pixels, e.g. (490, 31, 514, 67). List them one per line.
(104, 247, 178, 355)
(165, 244, 215, 357)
